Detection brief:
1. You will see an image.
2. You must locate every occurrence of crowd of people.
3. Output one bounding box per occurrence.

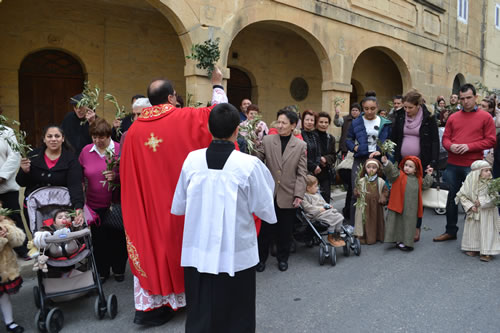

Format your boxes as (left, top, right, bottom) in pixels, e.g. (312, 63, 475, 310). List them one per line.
(0, 69, 500, 332)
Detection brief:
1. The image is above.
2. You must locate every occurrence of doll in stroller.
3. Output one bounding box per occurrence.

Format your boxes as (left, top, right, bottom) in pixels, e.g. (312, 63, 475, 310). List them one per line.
(27, 186, 117, 333)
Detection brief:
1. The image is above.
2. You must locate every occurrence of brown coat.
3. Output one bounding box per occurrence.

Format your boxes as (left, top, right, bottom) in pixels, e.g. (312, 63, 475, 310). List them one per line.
(256, 134, 307, 209)
(0, 217, 25, 282)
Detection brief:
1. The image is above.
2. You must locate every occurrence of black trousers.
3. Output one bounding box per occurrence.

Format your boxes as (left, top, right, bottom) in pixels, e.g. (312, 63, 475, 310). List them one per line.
(91, 208, 128, 277)
(338, 168, 352, 220)
(0, 191, 28, 256)
(184, 266, 256, 333)
(258, 201, 296, 263)
(318, 176, 331, 204)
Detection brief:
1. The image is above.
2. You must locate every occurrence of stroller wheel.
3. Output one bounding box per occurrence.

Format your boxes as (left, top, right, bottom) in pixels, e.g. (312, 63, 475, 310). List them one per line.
(343, 239, 351, 257)
(434, 208, 446, 215)
(330, 246, 337, 266)
(35, 309, 46, 332)
(95, 297, 106, 320)
(318, 244, 326, 266)
(313, 237, 321, 246)
(107, 294, 118, 319)
(305, 239, 314, 248)
(33, 286, 41, 309)
(46, 308, 64, 333)
(353, 238, 361, 256)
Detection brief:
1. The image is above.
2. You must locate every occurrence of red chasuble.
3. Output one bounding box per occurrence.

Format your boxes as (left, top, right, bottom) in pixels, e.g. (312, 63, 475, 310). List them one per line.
(121, 103, 214, 296)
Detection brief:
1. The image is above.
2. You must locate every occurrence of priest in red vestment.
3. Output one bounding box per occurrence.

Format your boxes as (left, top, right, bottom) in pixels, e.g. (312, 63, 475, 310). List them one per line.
(120, 68, 227, 326)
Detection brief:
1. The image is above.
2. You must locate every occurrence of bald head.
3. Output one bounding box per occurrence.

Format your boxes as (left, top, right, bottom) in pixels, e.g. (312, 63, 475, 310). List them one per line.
(148, 79, 174, 106)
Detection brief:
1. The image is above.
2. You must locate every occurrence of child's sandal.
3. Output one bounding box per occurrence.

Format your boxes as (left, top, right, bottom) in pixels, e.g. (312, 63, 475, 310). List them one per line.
(6, 322, 24, 333)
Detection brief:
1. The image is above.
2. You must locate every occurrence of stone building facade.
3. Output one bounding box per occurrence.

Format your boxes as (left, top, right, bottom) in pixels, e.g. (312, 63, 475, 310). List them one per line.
(0, 0, 499, 141)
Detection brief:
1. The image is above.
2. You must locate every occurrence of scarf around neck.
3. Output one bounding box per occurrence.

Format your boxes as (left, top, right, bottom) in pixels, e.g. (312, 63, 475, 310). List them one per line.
(404, 106, 423, 130)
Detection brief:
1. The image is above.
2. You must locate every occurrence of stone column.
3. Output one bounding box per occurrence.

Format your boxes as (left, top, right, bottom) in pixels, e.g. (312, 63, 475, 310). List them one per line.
(184, 63, 229, 107)
(321, 80, 352, 141)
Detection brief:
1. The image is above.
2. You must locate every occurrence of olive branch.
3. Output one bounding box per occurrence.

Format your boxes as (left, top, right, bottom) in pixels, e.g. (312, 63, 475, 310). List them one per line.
(99, 148, 120, 191)
(238, 114, 263, 154)
(186, 38, 221, 77)
(72, 81, 100, 126)
(0, 115, 35, 158)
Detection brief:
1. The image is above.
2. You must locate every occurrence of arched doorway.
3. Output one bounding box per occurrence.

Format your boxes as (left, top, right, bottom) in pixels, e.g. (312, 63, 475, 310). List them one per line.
(452, 73, 466, 94)
(227, 67, 253, 109)
(351, 47, 407, 111)
(350, 79, 363, 105)
(19, 50, 84, 146)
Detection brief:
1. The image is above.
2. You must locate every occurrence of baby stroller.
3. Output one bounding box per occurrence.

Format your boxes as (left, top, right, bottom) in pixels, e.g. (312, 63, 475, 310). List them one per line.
(26, 186, 117, 333)
(294, 207, 361, 266)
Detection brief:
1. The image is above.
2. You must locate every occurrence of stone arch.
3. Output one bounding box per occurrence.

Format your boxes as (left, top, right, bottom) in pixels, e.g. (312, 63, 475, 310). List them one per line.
(452, 73, 466, 94)
(351, 46, 411, 110)
(225, 21, 326, 124)
(220, 14, 332, 83)
(350, 79, 364, 105)
(145, 0, 199, 56)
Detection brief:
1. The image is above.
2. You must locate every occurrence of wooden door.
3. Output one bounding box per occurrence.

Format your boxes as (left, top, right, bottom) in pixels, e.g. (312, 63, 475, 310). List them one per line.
(19, 50, 84, 146)
(227, 67, 252, 109)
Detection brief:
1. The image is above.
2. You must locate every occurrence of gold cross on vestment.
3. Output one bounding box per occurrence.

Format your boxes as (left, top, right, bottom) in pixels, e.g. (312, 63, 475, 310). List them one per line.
(145, 133, 163, 152)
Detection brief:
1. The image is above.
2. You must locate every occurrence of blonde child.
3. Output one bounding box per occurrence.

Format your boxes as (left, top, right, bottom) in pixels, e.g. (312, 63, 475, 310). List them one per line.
(455, 160, 500, 262)
(378, 154, 433, 251)
(0, 208, 26, 333)
(353, 158, 389, 245)
(302, 175, 345, 247)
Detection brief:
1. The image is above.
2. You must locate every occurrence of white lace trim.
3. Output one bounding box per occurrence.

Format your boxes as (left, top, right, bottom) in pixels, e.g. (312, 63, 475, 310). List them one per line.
(133, 276, 186, 311)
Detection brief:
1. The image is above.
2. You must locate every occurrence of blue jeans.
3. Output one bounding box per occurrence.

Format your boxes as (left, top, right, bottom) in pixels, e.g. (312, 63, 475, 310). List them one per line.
(444, 163, 471, 236)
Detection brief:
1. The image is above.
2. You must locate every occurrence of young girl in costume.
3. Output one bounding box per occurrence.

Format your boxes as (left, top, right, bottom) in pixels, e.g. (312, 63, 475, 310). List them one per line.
(455, 160, 500, 262)
(353, 158, 389, 245)
(302, 175, 345, 247)
(378, 153, 433, 251)
(0, 205, 26, 333)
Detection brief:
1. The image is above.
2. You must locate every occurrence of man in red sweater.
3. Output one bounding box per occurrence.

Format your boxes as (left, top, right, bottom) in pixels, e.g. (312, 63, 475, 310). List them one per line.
(434, 83, 496, 242)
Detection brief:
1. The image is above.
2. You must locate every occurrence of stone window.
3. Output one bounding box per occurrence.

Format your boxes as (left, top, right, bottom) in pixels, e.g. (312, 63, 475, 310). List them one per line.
(457, 0, 468, 24)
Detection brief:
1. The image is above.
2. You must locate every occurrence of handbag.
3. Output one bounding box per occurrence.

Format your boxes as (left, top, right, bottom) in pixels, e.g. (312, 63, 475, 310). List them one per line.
(102, 203, 124, 231)
(422, 171, 449, 209)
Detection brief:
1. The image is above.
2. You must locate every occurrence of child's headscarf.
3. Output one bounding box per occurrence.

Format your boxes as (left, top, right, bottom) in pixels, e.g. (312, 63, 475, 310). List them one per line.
(363, 158, 383, 179)
(387, 156, 425, 218)
(455, 160, 491, 220)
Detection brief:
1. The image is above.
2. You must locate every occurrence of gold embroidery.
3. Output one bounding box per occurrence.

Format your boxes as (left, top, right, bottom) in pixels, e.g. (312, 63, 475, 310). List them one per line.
(139, 104, 175, 119)
(145, 133, 163, 152)
(126, 232, 147, 277)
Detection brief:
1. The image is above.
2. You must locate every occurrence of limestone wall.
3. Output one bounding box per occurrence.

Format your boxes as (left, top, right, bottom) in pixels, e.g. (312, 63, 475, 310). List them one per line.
(0, 0, 185, 122)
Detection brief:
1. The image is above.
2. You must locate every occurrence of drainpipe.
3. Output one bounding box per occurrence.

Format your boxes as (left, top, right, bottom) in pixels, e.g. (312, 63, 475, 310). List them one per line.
(480, 0, 487, 78)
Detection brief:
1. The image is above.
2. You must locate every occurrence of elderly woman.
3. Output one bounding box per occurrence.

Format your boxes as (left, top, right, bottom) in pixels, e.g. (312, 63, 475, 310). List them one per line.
(391, 90, 439, 241)
(16, 125, 84, 225)
(301, 110, 321, 176)
(79, 118, 127, 282)
(120, 97, 152, 148)
(315, 112, 337, 204)
(255, 109, 307, 272)
(346, 96, 392, 226)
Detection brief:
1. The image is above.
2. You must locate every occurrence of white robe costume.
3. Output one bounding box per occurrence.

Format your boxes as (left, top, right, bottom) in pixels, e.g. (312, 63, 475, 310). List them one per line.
(456, 160, 500, 255)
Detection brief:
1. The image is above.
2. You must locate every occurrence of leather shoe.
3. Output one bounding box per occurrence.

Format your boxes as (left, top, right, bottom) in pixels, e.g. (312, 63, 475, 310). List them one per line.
(433, 233, 457, 242)
(278, 261, 288, 272)
(133, 307, 174, 326)
(256, 262, 266, 272)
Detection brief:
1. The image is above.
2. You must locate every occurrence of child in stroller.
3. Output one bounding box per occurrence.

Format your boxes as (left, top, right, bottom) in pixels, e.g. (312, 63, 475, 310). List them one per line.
(27, 186, 117, 333)
(302, 175, 345, 247)
(33, 209, 85, 278)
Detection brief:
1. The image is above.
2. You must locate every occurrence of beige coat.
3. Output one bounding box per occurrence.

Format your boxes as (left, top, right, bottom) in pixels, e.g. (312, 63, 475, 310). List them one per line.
(0, 217, 25, 282)
(256, 134, 307, 209)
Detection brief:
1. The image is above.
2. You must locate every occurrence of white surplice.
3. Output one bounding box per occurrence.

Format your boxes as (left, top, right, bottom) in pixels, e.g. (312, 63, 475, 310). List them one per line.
(171, 148, 277, 276)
